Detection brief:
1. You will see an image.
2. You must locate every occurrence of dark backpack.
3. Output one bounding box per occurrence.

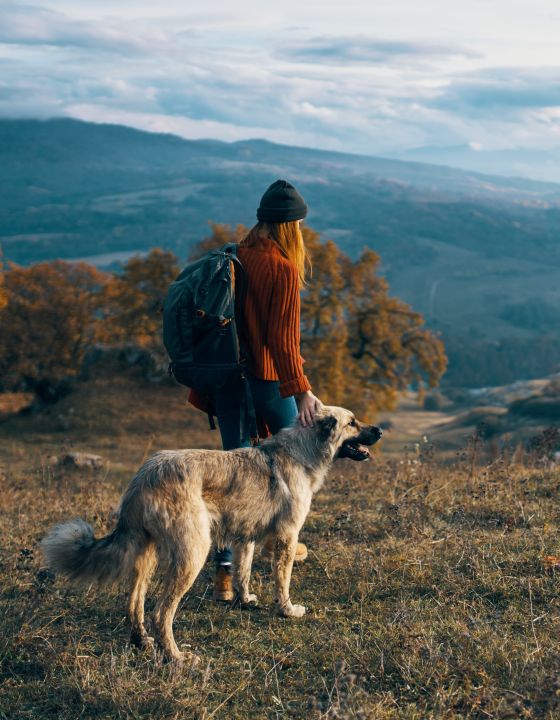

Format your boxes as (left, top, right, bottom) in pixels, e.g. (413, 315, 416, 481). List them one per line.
(162, 243, 256, 437)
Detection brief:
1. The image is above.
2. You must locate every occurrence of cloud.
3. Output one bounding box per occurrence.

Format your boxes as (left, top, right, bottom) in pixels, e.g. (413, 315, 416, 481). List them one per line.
(429, 68, 560, 115)
(278, 35, 480, 65)
(0, 3, 173, 54)
(63, 103, 341, 150)
(0, 2, 559, 174)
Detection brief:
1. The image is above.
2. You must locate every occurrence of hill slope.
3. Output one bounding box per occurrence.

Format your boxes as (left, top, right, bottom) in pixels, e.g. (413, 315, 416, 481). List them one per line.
(1, 118, 560, 385)
(2, 368, 560, 718)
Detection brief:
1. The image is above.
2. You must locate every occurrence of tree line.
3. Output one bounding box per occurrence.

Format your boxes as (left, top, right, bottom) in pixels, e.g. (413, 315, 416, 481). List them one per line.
(0, 225, 447, 416)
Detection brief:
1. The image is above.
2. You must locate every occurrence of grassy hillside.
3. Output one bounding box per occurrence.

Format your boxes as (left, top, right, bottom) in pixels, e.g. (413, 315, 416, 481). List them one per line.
(1, 370, 560, 717)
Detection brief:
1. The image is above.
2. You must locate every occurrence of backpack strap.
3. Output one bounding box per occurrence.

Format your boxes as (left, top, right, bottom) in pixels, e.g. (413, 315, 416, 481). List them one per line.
(239, 371, 258, 443)
(228, 248, 251, 366)
(229, 247, 258, 442)
(198, 245, 257, 443)
(179, 304, 194, 364)
(219, 245, 258, 442)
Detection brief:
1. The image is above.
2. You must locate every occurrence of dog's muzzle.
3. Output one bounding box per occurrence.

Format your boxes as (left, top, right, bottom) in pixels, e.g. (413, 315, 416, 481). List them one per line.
(337, 425, 383, 462)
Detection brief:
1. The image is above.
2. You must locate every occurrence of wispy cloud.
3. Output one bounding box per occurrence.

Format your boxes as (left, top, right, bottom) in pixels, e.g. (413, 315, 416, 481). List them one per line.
(0, 3, 174, 53)
(279, 35, 480, 65)
(429, 68, 560, 114)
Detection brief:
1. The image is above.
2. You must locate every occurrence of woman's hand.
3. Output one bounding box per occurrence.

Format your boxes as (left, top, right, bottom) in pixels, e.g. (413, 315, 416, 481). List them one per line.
(296, 390, 323, 427)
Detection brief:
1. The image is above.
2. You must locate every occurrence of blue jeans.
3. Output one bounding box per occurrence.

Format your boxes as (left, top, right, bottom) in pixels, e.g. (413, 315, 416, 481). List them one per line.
(213, 372, 298, 565)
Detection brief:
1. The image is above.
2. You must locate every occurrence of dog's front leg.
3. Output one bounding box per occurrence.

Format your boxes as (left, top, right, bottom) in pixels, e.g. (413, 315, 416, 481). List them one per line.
(273, 534, 305, 618)
(232, 541, 258, 605)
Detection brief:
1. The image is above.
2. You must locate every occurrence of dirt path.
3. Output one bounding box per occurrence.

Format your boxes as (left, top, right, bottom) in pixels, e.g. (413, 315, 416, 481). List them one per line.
(377, 394, 457, 455)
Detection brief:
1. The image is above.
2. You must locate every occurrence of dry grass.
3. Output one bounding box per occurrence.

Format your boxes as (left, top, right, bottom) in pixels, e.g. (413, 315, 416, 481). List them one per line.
(1, 370, 560, 719)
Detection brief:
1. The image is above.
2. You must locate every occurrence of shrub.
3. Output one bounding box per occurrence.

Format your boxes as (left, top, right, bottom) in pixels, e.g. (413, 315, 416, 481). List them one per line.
(423, 392, 444, 411)
(0, 261, 108, 401)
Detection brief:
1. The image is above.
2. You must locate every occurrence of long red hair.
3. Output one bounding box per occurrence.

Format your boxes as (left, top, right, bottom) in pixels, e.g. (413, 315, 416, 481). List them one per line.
(241, 221, 311, 286)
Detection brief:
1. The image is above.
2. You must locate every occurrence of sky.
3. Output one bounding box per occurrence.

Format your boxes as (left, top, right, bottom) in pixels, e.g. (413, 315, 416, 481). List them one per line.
(1, 0, 559, 171)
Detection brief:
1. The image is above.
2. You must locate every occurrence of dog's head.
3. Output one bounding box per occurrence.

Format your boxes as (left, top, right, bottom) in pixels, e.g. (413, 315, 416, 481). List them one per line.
(314, 406, 382, 462)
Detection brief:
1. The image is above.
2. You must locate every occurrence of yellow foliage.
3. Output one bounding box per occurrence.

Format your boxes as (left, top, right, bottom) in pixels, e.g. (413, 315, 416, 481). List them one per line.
(0, 226, 446, 411)
(0, 276, 6, 313)
(0, 260, 108, 399)
(196, 224, 447, 419)
(188, 223, 246, 262)
(300, 228, 447, 419)
(100, 249, 179, 351)
(0, 249, 7, 312)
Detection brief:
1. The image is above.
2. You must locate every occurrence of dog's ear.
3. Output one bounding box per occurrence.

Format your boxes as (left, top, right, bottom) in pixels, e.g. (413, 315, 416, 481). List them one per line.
(316, 415, 337, 440)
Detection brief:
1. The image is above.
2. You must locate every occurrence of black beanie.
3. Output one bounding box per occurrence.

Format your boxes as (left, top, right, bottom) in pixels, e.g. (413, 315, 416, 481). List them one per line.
(257, 179, 308, 223)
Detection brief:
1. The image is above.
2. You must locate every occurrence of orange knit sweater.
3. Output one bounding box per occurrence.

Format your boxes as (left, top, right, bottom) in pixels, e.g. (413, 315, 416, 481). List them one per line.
(235, 237, 311, 397)
(187, 237, 311, 417)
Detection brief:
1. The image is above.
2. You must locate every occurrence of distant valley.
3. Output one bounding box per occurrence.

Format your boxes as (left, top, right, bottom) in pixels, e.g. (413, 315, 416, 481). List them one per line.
(1, 118, 559, 386)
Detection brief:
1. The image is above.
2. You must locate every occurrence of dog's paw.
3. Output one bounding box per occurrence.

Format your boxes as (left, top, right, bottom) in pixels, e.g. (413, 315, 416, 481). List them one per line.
(183, 650, 201, 668)
(287, 604, 306, 618)
(277, 602, 306, 618)
(241, 593, 259, 606)
(129, 629, 155, 651)
(233, 590, 259, 607)
(164, 649, 201, 669)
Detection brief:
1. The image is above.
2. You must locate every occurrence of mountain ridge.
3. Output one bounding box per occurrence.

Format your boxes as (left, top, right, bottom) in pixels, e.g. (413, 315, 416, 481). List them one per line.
(3, 117, 560, 204)
(1, 117, 559, 386)
(392, 142, 560, 185)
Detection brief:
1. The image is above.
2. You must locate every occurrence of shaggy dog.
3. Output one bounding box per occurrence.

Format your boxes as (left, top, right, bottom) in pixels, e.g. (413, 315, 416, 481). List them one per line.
(42, 406, 381, 664)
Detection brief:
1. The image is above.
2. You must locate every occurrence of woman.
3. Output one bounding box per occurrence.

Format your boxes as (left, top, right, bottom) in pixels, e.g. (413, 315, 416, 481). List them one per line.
(191, 179, 323, 601)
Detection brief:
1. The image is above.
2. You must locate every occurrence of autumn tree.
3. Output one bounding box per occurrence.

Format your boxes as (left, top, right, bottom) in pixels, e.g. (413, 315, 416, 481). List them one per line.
(190, 223, 447, 418)
(299, 228, 446, 417)
(341, 244, 447, 416)
(299, 232, 349, 406)
(0, 225, 446, 412)
(0, 256, 6, 313)
(0, 261, 108, 401)
(100, 249, 179, 354)
(188, 222, 247, 261)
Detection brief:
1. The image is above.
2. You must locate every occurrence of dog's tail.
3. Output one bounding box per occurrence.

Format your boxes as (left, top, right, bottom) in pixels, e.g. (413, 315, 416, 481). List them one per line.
(41, 517, 140, 586)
